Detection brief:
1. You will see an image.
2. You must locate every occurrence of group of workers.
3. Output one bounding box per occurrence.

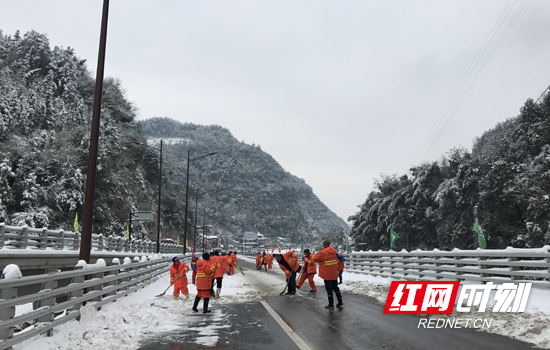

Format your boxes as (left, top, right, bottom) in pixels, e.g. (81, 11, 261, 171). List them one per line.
(169, 239, 347, 313)
(169, 250, 238, 313)
(257, 240, 346, 309)
(255, 251, 274, 270)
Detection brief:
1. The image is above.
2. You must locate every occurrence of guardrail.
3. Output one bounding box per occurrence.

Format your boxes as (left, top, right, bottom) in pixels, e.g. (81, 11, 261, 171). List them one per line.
(0, 223, 182, 254)
(0, 255, 191, 350)
(345, 247, 550, 288)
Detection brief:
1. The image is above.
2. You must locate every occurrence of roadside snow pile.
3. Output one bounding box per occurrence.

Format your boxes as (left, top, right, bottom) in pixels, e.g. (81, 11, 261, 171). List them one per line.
(2, 264, 22, 279)
(13, 270, 261, 350)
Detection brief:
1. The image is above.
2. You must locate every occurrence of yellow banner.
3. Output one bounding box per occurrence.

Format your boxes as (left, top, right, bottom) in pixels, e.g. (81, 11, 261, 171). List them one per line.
(74, 213, 78, 233)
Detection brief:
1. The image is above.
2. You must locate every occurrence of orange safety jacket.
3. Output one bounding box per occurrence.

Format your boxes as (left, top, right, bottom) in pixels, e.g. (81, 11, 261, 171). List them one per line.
(268, 254, 273, 269)
(256, 254, 262, 265)
(196, 259, 216, 291)
(170, 263, 189, 287)
(277, 251, 300, 277)
(279, 263, 291, 278)
(303, 254, 317, 275)
(282, 251, 300, 271)
(261, 255, 268, 265)
(214, 255, 231, 278)
(313, 246, 339, 280)
(231, 252, 237, 266)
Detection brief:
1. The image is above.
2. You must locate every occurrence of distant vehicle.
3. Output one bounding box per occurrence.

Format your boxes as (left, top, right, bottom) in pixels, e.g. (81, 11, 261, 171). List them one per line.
(161, 238, 176, 244)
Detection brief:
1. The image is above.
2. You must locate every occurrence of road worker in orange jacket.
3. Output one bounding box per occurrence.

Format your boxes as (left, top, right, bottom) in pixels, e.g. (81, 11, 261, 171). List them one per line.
(297, 249, 317, 292)
(256, 253, 262, 269)
(267, 253, 273, 270)
(313, 240, 343, 309)
(275, 251, 301, 295)
(170, 257, 190, 301)
(228, 251, 236, 275)
(192, 252, 217, 313)
(212, 251, 231, 298)
(261, 252, 268, 271)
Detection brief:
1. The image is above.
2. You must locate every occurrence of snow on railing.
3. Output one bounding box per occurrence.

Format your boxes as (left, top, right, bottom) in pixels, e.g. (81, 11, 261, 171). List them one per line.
(345, 246, 550, 288)
(0, 254, 191, 349)
(0, 223, 183, 254)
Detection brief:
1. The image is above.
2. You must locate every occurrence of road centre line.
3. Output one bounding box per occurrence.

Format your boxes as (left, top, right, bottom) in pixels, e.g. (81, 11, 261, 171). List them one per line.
(260, 299, 312, 350)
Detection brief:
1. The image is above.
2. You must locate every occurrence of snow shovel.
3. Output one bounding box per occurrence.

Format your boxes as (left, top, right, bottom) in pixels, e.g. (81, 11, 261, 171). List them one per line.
(236, 264, 245, 276)
(156, 275, 180, 297)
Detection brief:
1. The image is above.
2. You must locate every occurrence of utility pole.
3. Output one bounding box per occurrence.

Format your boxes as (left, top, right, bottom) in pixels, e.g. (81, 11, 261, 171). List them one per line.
(79, 0, 110, 263)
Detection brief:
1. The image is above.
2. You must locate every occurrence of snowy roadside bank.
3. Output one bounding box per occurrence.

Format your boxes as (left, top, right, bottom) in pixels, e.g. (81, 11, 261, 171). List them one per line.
(330, 270, 550, 349)
(13, 270, 263, 350)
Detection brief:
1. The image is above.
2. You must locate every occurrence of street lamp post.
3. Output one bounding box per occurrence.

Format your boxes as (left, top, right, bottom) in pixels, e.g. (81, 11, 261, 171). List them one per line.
(133, 140, 163, 254)
(194, 189, 214, 252)
(79, 0, 110, 263)
(183, 151, 217, 254)
(203, 208, 207, 252)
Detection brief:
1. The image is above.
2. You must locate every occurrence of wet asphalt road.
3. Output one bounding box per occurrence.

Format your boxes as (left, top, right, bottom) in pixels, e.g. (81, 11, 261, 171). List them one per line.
(265, 293, 535, 350)
(138, 301, 300, 350)
(138, 258, 535, 350)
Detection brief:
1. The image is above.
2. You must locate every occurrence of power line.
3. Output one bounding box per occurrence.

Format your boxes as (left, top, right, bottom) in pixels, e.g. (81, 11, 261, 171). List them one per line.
(409, 0, 515, 167)
(410, 0, 529, 166)
(419, 0, 529, 162)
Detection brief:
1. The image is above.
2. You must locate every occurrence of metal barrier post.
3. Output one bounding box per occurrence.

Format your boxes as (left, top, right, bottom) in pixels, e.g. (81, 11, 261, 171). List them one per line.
(508, 257, 519, 281)
(35, 269, 61, 336)
(0, 285, 17, 346)
(107, 259, 120, 297)
(58, 229, 65, 250)
(68, 265, 85, 315)
(0, 223, 4, 249)
(40, 228, 48, 249)
(90, 269, 104, 306)
(73, 231, 80, 250)
(20, 227, 28, 249)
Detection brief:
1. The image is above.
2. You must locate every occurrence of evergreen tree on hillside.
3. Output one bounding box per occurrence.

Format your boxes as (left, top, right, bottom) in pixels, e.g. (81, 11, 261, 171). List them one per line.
(350, 92, 550, 250)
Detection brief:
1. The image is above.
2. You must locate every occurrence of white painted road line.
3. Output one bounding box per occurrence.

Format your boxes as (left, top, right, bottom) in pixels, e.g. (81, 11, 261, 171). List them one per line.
(260, 299, 312, 350)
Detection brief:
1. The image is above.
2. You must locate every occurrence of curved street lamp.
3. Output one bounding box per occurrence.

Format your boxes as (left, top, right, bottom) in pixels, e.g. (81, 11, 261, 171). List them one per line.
(132, 140, 163, 254)
(183, 151, 217, 254)
(193, 188, 214, 252)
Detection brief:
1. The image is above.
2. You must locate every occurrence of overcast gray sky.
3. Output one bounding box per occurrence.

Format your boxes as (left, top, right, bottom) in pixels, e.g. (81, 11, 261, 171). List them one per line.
(2, 1, 550, 222)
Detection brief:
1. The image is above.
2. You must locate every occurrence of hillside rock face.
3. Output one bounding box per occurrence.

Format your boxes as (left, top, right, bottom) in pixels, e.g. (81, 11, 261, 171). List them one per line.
(139, 117, 349, 243)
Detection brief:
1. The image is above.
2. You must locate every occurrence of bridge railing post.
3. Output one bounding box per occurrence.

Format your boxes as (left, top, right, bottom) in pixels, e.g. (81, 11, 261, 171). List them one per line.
(68, 265, 85, 315)
(34, 269, 61, 336)
(20, 226, 28, 249)
(74, 231, 80, 250)
(508, 257, 519, 281)
(57, 230, 64, 250)
(0, 276, 19, 344)
(107, 259, 120, 297)
(0, 223, 4, 249)
(40, 228, 48, 250)
(90, 269, 105, 306)
(98, 235, 104, 251)
(116, 237, 123, 252)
